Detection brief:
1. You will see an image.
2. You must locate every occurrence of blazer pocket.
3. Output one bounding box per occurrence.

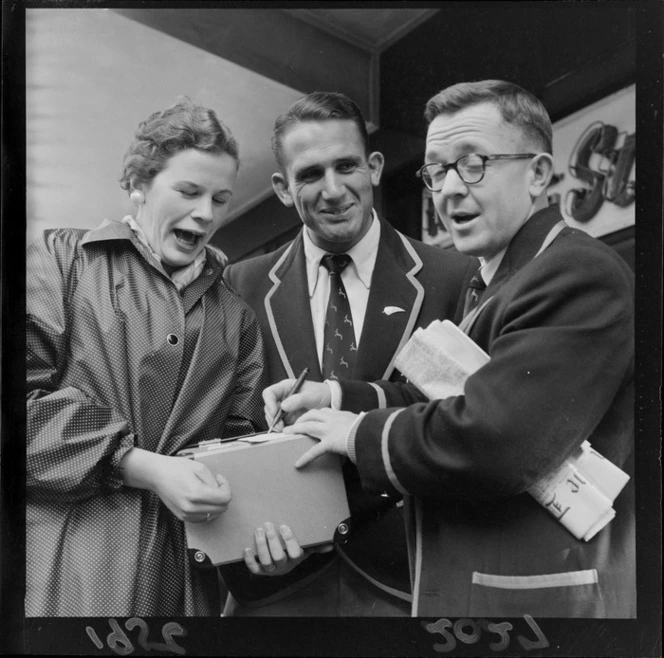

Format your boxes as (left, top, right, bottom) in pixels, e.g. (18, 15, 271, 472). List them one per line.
(469, 569, 606, 618)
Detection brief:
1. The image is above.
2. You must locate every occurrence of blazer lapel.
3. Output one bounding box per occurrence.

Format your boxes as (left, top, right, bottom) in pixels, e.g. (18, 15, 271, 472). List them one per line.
(485, 207, 564, 298)
(355, 222, 424, 381)
(265, 233, 323, 381)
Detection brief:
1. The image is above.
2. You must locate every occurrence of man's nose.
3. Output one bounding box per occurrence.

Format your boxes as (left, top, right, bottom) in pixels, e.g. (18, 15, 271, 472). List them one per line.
(439, 167, 468, 199)
(321, 171, 344, 199)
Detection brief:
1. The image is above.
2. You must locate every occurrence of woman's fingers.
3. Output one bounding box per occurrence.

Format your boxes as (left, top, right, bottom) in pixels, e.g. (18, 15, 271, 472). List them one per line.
(279, 525, 304, 560)
(264, 522, 286, 565)
(243, 523, 304, 575)
(243, 548, 262, 575)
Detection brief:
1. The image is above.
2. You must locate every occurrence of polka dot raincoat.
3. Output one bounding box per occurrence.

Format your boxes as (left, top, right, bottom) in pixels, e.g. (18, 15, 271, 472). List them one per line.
(26, 220, 266, 616)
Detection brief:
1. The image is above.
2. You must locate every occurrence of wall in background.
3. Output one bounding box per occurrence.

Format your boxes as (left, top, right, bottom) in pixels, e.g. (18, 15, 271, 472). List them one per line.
(25, 8, 302, 247)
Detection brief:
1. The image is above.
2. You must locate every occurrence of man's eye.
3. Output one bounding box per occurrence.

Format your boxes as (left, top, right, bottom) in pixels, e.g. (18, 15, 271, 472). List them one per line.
(297, 170, 321, 182)
(338, 162, 357, 173)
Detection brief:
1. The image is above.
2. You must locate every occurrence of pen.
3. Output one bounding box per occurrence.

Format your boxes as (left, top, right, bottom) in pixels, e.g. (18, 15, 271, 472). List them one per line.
(267, 367, 309, 433)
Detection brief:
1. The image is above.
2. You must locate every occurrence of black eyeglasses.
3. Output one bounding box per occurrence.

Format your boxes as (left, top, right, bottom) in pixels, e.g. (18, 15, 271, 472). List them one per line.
(416, 153, 537, 191)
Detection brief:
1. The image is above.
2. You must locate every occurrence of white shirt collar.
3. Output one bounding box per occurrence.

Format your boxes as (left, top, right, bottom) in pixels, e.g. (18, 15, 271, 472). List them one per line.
(303, 210, 381, 297)
(478, 247, 507, 286)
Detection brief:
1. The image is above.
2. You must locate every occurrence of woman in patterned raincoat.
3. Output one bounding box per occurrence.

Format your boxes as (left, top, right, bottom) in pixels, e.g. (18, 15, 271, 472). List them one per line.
(26, 98, 267, 617)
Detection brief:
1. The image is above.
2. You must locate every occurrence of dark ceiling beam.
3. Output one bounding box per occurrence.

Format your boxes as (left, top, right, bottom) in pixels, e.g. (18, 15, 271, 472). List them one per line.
(112, 8, 376, 125)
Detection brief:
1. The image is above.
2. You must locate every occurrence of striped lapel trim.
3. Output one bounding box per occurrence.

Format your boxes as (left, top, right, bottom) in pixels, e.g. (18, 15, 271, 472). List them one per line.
(264, 242, 297, 379)
(379, 232, 425, 380)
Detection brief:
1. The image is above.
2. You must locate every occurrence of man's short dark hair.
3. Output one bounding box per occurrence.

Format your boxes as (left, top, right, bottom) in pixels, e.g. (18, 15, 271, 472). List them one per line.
(272, 91, 370, 171)
(424, 80, 553, 155)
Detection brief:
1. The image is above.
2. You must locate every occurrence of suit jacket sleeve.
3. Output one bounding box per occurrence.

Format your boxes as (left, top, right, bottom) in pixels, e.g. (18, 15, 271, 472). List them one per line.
(343, 240, 634, 504)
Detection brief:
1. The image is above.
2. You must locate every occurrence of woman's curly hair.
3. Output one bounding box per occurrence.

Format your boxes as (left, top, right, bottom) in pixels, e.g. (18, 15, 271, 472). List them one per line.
(120, 97, 239, 192)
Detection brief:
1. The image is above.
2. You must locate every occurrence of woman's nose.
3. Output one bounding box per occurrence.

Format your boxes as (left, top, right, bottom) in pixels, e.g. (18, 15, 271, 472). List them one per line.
(192, 195, 213, 221)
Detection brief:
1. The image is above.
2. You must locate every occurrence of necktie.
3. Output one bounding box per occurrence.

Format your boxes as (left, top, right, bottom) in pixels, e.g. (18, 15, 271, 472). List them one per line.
(462, 270, 486, 318)
(321, 254, 357, 380)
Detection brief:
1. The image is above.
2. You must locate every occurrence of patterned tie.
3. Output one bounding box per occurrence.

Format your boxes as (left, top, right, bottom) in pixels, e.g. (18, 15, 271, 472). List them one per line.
(321, 254, 357, 380)
(462, 270, 487, 318)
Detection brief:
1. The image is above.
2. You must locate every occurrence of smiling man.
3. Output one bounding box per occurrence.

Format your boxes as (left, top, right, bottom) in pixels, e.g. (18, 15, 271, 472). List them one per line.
(265, 80, 636, 618)
(222, 91, 476, 616)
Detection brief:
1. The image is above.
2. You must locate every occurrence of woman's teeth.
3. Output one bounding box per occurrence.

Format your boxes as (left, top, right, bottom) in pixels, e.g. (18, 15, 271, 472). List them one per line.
(173, 229, 200, 246)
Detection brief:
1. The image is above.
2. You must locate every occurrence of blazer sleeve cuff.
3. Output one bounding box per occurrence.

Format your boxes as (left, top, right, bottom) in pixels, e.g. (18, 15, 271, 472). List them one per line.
(345, 412, 366, 464)
(338, 381, 383, 413)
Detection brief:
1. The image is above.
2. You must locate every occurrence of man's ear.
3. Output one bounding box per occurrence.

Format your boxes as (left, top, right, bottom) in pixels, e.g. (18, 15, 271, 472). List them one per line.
(528, 153, 554, 198)
(368, 151, 385, 187)
(271, 172, 294, 207)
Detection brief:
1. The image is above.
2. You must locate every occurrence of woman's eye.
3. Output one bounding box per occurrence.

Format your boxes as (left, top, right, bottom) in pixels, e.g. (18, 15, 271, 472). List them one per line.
(179, 189, 197, 198)
(213, 197, 229, 206)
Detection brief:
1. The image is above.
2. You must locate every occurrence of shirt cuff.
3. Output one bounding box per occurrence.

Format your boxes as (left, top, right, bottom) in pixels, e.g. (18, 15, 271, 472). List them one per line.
(345, 412, 366, 464)
(326, 380, 343, 410)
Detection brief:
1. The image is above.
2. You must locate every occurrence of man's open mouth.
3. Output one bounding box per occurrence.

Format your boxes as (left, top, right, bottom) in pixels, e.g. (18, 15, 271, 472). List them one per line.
(451, 213, 478, 225)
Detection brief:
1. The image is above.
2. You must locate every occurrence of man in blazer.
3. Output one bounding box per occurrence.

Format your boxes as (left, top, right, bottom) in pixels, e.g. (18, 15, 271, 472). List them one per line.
(267, 81, 636, 618)
(222, 91, 476, 615)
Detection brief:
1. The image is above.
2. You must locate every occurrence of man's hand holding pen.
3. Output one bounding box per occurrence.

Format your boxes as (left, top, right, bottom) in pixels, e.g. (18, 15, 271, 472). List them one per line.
(262, 377, 331, 432)
(262, 377, 359, 468)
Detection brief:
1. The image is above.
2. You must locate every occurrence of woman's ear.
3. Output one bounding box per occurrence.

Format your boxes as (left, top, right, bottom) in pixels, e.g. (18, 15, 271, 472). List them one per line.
(271, 172, 294, 207)
(528, 153, 554, 199)
(130, 189, 145, 206)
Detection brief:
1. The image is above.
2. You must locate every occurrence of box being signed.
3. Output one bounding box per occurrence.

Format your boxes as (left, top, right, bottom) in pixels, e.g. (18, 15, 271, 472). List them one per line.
(177, 433, 350, 566)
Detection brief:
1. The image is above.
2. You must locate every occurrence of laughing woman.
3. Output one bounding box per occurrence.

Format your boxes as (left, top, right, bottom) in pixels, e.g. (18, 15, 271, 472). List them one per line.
(26, 98, 266, 617)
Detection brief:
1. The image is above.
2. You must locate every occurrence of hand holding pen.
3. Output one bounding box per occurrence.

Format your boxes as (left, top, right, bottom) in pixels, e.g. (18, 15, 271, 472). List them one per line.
(263, 369, 334, 433)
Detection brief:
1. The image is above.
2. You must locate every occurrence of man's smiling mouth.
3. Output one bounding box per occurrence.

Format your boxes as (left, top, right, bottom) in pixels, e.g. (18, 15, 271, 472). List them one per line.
(321, 203, 353, 216)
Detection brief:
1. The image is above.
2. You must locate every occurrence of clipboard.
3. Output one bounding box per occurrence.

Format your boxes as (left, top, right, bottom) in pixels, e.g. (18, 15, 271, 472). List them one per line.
(177, 433, 350, 567)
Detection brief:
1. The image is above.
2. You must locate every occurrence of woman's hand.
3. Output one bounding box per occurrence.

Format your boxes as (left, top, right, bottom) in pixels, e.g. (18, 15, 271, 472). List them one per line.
(263, 380, 332, 431)
(121, 448, 232, 523)
(243, 522, 334, 577)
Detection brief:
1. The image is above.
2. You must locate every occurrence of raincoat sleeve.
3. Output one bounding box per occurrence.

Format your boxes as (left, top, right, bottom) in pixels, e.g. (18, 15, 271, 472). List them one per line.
(221, 306, 268, 438)
(26, 230, 135, 503)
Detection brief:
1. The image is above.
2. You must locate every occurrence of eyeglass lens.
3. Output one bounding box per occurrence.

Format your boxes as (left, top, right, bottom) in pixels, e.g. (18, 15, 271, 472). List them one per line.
(422, 154, 486, 189)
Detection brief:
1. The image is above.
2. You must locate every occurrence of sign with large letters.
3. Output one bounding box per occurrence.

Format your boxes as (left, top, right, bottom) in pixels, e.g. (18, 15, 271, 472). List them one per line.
(548, 84, 635, 238)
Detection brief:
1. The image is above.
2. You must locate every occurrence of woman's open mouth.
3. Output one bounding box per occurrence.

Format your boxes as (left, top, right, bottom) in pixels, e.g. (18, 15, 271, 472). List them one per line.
(173, 228, 204, 248)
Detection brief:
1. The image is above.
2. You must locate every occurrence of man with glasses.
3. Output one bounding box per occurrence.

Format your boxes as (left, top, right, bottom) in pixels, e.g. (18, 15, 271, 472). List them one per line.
(264, 80, 636, 618)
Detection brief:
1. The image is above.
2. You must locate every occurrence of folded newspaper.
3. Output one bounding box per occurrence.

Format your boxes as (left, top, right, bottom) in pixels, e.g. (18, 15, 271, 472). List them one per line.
(394, 319, 629, 541)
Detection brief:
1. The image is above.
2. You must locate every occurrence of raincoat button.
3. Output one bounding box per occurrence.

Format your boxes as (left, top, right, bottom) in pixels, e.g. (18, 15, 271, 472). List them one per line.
(167, 334, 179, 345)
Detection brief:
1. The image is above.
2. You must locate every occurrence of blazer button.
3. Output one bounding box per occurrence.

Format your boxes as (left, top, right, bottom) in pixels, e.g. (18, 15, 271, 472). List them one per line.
(167, 334, 179, 346)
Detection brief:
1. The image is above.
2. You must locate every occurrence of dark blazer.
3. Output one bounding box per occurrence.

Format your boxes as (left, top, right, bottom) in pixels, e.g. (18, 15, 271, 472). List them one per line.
(225, 217, 476, 384)
(340, 207, 636, 618)
(222, 216, 477, 608)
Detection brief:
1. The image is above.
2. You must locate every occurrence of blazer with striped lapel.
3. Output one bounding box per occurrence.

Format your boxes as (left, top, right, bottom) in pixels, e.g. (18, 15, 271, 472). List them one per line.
(225, 217, 475, 386)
